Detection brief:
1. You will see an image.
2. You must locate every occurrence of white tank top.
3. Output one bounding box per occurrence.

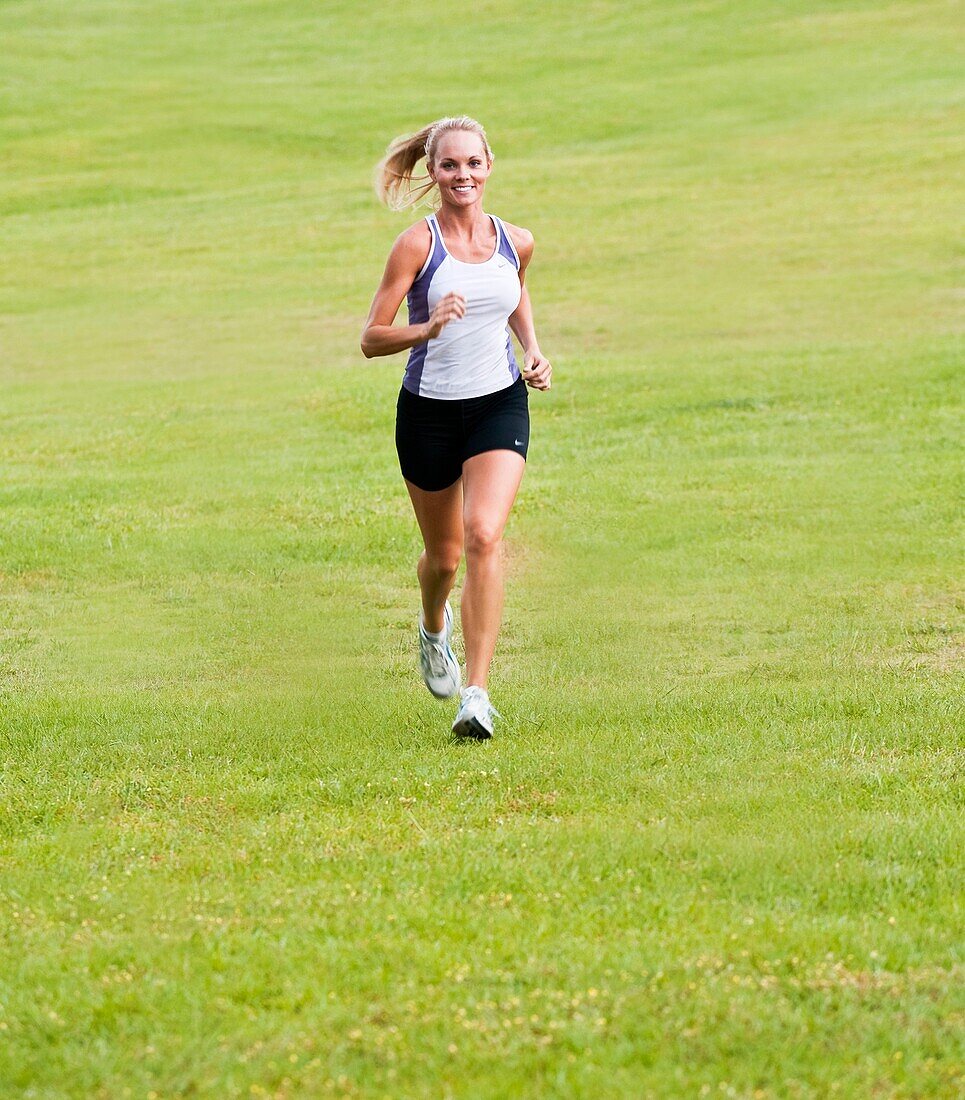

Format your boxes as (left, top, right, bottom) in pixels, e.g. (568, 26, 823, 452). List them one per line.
(403, 213, 522, 399)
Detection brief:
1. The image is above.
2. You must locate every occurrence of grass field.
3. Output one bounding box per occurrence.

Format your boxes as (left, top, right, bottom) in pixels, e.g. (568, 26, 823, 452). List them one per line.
(2, 0, 963, 1096)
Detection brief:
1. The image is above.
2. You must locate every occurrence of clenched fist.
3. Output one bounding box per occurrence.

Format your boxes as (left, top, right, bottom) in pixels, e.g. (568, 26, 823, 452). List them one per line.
(521, 349, 552, 391)
(424, 292, 467, 340)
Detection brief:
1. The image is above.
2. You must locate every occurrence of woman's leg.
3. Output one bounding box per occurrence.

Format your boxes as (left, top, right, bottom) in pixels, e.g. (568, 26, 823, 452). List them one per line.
(460, 450, 526, 688)
(404, 478, 464, 633)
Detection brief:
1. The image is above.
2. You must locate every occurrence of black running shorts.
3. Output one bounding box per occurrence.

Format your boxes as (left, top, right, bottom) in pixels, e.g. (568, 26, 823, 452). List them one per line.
(395, 376, 530, 492)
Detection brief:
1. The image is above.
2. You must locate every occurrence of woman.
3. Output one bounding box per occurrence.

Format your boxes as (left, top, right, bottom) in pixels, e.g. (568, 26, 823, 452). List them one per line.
(361, 116, 552, 740)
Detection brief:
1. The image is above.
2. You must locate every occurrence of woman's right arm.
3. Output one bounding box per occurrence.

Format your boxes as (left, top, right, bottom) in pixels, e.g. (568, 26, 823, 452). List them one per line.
(361, 225, 466, 358)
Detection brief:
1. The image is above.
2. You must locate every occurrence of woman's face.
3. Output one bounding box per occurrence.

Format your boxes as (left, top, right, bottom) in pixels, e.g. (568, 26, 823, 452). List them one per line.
(429, 130, 492, 208)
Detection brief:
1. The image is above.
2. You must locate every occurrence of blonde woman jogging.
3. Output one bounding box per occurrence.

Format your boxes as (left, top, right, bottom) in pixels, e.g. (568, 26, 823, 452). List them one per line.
(361, 116, 552, 739)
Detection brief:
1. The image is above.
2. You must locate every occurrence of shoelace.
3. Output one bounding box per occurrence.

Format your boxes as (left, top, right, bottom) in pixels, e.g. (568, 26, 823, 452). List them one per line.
(460, 687, 501, 720)
(422, 634, 453, 677)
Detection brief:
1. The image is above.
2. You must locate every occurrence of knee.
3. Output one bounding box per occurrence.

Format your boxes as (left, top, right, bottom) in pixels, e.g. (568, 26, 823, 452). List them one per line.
(464, 521, 502, 559)
(425, 542, 462, 577)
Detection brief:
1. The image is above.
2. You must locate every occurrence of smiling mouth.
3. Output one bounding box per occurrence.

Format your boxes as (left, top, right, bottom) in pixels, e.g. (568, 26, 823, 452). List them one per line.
(453, 185, 474, 192)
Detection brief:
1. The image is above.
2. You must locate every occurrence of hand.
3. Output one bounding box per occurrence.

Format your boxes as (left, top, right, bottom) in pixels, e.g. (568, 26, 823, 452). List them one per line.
(424, 292, 466, 339)
(521, 349, 552, 391)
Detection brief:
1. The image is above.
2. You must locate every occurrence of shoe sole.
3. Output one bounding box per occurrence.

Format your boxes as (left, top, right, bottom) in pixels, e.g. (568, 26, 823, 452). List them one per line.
(452, 715, 492, 740)
(428, 679, 460, 700)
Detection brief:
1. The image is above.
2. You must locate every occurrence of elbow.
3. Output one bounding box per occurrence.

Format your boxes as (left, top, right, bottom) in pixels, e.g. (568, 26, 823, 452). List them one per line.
(360, 331, 375, 359)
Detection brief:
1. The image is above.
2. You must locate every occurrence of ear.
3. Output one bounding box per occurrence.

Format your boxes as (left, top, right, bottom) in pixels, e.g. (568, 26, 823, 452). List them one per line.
(425, 156, 436, 180)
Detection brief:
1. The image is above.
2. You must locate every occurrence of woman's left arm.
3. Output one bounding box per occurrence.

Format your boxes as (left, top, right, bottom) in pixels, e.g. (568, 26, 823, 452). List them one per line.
(507, 225, 552, 391)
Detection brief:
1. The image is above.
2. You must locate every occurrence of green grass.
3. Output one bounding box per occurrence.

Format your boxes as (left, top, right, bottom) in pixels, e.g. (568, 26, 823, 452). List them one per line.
(1, 0, 963, 1096)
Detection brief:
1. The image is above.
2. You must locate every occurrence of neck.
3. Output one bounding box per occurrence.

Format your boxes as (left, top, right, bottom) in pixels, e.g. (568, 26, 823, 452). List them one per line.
(436, 203, 488, 235)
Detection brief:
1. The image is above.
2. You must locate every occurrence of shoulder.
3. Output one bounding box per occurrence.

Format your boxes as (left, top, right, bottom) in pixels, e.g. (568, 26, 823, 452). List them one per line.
(498, 219, 535, 265)
(391, 218, 433, 262)
(381, 218, 433, 281)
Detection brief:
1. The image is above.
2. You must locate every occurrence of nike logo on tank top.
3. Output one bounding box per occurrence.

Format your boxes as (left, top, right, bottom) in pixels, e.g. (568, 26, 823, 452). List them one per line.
(403, 213, 522, 399)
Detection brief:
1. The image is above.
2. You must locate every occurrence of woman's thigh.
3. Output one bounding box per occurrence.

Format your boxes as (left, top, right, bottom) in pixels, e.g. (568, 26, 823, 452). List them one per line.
(461, 450, 526, 547)
(405, 477, 464, 560)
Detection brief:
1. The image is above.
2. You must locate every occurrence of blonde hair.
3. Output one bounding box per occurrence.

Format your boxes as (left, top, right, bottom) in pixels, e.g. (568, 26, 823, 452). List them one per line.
(374, 116, 494, 211)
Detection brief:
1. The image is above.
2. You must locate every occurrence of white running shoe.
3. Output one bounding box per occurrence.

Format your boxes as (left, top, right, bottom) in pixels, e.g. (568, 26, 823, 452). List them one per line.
(419, 601, 461, 699)
(452, 685, 499, 740)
